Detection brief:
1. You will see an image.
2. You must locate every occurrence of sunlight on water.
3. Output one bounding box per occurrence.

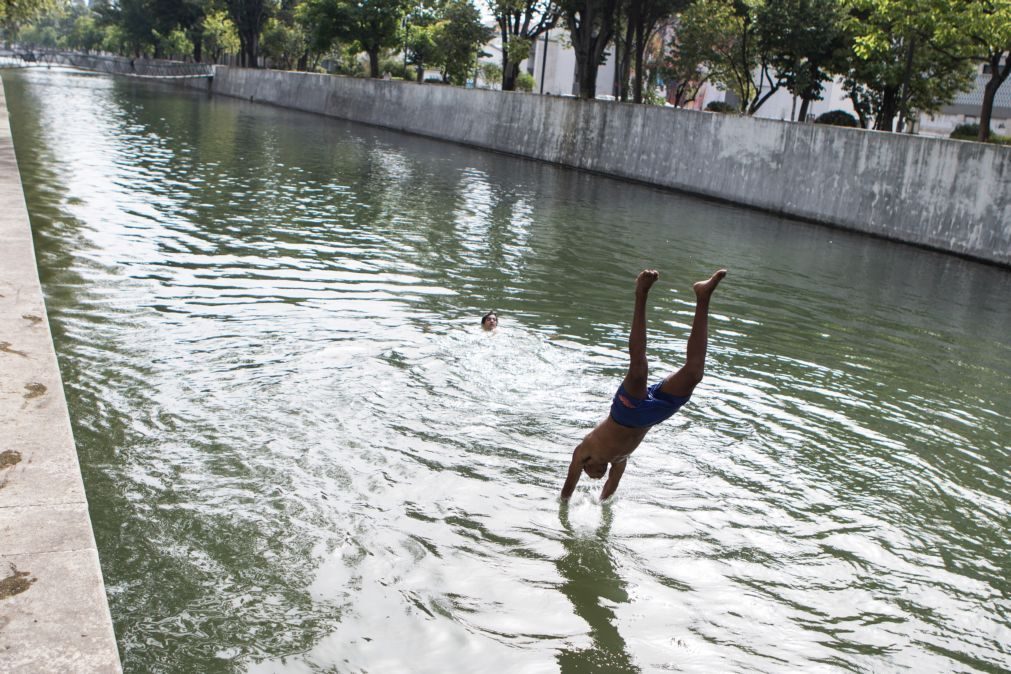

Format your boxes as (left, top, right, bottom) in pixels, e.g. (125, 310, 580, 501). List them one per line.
(5, 70, 1010, 674)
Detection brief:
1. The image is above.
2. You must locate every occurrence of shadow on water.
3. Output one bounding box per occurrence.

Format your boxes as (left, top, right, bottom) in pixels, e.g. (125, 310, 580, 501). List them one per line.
(556, 503, 640, 674)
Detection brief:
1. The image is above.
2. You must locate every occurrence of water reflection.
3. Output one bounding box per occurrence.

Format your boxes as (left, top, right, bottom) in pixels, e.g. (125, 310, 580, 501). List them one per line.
(556, 502, 637, 673)
(5, 69, 1010, 674)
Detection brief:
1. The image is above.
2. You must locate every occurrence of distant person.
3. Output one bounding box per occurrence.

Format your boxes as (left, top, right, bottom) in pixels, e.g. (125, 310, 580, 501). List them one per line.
(481, 311, 498, 331)
(561, 268, 727, 502)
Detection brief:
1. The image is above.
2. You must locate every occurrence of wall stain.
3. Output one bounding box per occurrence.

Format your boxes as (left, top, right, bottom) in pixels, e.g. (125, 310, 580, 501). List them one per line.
(0, 565, 37, 600)
(22, 314, 43, 325)
(23, 383, 46, 399)
(0, 341, 28, 358)
(0, 450, 21, 469)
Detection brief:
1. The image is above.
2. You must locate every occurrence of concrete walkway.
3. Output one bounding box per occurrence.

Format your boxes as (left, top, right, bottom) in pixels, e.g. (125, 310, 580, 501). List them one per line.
(0, 79, 121, 672)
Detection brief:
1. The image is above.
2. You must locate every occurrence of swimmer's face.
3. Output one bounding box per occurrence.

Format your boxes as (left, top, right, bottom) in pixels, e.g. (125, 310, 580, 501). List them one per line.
(583, 460, 607, 479)
(481, 313, 498, 331)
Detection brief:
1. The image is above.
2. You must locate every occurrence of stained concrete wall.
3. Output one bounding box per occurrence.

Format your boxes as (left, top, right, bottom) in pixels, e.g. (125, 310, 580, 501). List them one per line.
(180, 67, 1011, 266)
(0, 80, 122, 672)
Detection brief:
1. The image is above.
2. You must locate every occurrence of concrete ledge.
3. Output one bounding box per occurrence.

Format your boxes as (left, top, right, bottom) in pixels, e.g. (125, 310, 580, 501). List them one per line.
(0, 78, 122, 672)
(177, 67, 1011, 267)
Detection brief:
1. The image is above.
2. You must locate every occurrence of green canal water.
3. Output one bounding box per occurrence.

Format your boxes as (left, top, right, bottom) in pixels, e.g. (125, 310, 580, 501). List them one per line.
(5, 69, 1010, 673)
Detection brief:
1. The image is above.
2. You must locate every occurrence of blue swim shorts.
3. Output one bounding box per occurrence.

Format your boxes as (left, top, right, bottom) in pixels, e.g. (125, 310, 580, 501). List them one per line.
(609, 382, 690, 429)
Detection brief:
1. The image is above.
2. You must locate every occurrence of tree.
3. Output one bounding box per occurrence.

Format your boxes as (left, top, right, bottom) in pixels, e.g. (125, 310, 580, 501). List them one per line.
(295, 0, 347, 61)
(330, 0, 408, 77)
(662, 13, 709, 106)
(66, 13, 104, 51)
(1, 0, 55, 36)
(672, 0, 780, 113)
(487, 0, 559, 90)
(201, 9, 239, 62)
(157, 25, 192, 57)
(434, 0, 494, 84)
(226, 0, 277, 66)
(405, 7, 440, 81)
(755, 0, 849, 121)
(625, 0, 686, 102)
(842, 0, 974, 131)
(261, 16, 307, 68)
(952, 0, 1011, 141)
(559, 0, 620, 98)
(479, 59, 503, 86)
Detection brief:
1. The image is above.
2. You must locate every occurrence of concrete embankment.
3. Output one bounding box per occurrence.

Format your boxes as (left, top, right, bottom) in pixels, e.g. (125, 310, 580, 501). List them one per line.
(0, 80, 122, 672)
(179, 67, 1011, 266)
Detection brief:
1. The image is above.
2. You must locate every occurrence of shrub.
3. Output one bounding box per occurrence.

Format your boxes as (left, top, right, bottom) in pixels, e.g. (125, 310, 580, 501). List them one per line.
(378, 57, 408, 79)
(950, 123, 980, 139)
(516, 71, 535, 92)
(815, 110, 859, 127)
(705, 100, 736, 113)
(950, 122, 1011, 145)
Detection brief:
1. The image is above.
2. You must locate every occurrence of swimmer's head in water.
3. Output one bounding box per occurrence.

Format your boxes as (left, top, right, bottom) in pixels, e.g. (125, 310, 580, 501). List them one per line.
(582, 458, 607, 479)
(481, 311, 498, 331)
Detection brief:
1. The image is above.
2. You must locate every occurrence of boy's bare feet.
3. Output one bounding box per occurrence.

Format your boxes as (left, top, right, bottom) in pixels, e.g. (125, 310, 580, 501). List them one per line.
(693, 269, 727, 299)
(635, 269, 659, 296)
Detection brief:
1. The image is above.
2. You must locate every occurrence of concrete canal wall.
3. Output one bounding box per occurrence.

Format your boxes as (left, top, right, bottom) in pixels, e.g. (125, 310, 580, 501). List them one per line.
(0, 80, 121, 672)
(181, 67, 1011, 266)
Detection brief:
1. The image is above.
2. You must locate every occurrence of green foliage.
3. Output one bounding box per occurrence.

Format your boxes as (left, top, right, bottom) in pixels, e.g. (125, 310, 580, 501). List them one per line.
(662, 13, 710, 107)
(487, 0, 558, 90)
(299, 0, 407, 77)
(950, 122, 1011, 145)
(951, 122, 980, 138)
(436, 0, 494, 85)
(841, 0, 975, 130)
(673, 0, 757, 112)
(379, 55, 409, 78)
(1, 0, 54, 32)
(515, 70, 535, 91)
(478, 61, 502, 87)
(261, 16, 306, 68)
(201, 10, 239, 62)
(156, 26, 192, 58)
(101, 23, 128, 53)
(815, 109, 859, 126)
(20, 22, 59, 45)
(706, 100, 736, 112)
(65, 13, 103, 51)
(756, 0, 848, 107)
(405, 20, 439, 79)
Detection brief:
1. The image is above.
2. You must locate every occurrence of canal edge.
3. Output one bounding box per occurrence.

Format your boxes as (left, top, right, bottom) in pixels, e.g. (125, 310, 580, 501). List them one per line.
(0, 77, 123, 672)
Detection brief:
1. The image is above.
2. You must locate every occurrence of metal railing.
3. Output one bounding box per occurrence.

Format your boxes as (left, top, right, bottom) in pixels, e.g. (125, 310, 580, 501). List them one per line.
(0, 49, 214, 78)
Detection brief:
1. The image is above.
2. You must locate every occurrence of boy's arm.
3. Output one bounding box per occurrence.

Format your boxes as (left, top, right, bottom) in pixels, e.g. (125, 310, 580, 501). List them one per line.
(560, 446, 584, 501)
(600, 460, 626, 501)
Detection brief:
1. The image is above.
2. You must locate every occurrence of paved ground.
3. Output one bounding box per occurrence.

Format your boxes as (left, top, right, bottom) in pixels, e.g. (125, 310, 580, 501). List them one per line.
(0, 77, 121, 673)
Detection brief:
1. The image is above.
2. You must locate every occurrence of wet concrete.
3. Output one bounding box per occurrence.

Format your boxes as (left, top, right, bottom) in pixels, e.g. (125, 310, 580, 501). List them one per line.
(0, 77, 121, 672)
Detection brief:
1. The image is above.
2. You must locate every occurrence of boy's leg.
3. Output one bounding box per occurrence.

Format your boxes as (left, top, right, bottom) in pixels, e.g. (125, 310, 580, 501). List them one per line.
(660, 269, 727, 398)
(620, 270, 659, 400)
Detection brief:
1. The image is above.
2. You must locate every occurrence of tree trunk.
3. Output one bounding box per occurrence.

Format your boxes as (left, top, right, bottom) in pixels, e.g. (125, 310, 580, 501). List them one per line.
(297, 51, 308, 71)
(876, 88, 897, 131)
(630, 0, 643, 103)
(896, 37, 915, 133)
(192, 28, 203, 63)
(797, 96, 811, 122)
(243, 31, 259, 69)
(502, 60, 520, 91)
(616, 19, 633, 100)
(979, 54, 1011, 142)
(632, 22, 645, 102)
(578, 51, 599, 99)
(368, 49, 380, 78)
